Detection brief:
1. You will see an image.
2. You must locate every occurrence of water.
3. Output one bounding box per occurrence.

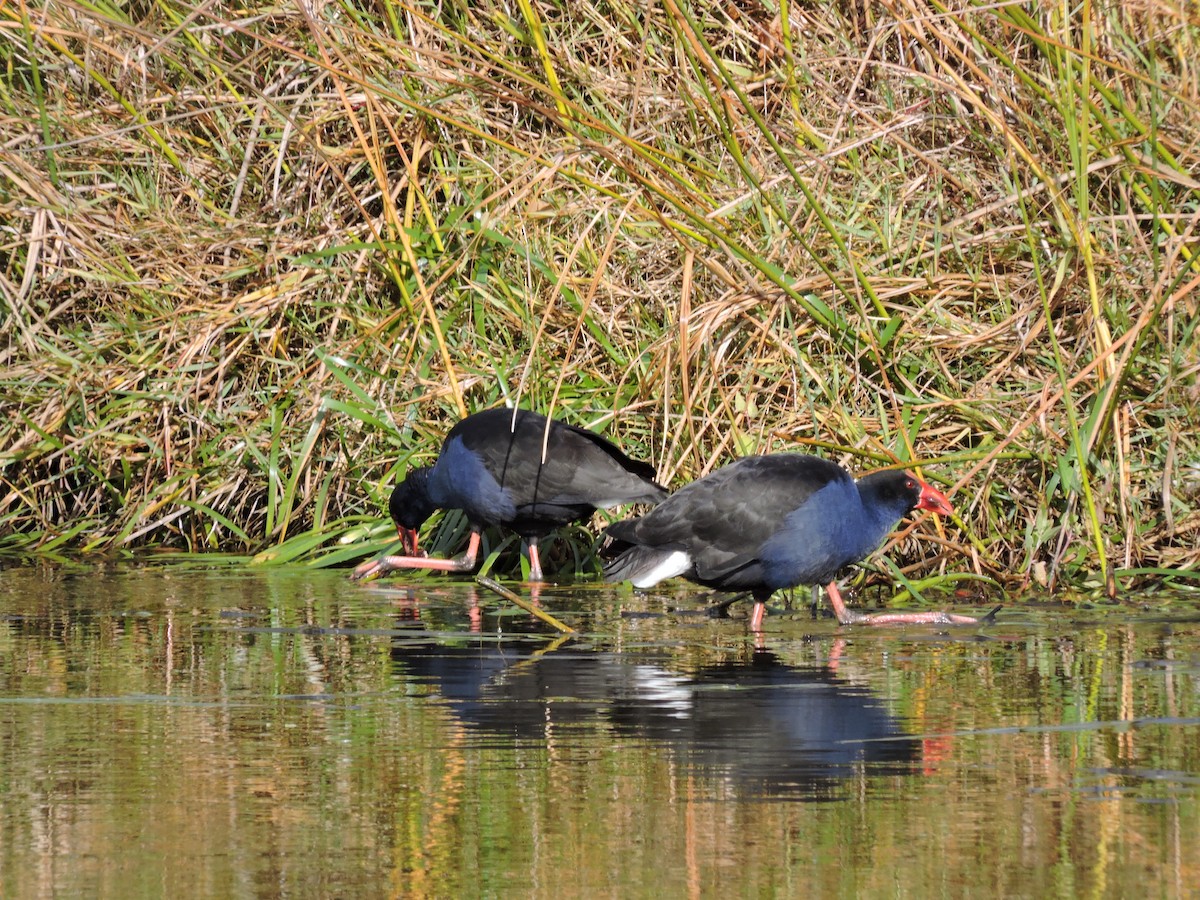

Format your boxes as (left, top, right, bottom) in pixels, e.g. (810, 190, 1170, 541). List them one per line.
(2, 563, 1198, 897)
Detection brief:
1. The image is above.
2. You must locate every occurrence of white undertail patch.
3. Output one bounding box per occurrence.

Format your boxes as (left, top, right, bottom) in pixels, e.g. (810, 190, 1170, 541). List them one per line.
(630, 550, 691, 588)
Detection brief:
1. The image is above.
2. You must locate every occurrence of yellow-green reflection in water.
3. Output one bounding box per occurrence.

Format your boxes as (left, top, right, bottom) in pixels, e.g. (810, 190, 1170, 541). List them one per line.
(1, 563, 1197, 897)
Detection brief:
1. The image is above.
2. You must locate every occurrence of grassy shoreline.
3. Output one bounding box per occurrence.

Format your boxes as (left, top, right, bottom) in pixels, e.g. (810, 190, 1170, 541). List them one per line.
(2, 0, 1198, 597)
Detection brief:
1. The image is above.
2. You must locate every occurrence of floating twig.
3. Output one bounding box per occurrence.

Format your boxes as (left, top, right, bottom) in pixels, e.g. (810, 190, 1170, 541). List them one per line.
(476, 576, 576, 634)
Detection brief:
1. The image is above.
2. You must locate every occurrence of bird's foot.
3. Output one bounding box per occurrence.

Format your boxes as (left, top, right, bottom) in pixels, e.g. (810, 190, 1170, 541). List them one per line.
(349, 552, 475, 582)
(839, 607, 998, 627)
(350, 556, 400, 582)
(825, 581, 999, 627)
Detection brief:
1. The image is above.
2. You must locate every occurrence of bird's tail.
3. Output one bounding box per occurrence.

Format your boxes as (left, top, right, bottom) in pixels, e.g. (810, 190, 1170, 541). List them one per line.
(636, 483, 670, 505)
(602, 541, 690, 588)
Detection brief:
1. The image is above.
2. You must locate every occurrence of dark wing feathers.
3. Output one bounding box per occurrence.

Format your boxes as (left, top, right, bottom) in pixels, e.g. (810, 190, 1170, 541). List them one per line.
(451, 409, 665, 522)
(607, 455, 850, 584)
(558, 419, 659, 484)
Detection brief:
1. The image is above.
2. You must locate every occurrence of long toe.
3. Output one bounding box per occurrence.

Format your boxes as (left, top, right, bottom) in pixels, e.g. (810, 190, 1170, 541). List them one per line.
(852, 609, 990, 627)
(350, 557, 392, 582)
(823, 582, 988, 627)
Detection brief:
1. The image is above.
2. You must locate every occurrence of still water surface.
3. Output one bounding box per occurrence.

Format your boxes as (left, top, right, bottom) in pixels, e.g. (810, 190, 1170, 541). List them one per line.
(1, 563, 1198, 897)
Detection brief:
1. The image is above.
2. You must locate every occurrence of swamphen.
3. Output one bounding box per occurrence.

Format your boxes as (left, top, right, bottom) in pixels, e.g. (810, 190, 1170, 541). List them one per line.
(603, 453, 978, 628)
(352, 408, 667, 582)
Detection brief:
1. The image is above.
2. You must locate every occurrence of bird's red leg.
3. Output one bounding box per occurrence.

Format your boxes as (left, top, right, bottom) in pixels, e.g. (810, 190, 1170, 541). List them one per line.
(749, 600, 766, 631)
(351, 530, 482, 581)
(526, 539, 544, 582)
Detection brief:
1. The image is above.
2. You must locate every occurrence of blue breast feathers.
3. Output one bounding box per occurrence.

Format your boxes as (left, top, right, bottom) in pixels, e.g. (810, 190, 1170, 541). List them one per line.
(426, 436, 517, 526)
(757, 480, 886, 589)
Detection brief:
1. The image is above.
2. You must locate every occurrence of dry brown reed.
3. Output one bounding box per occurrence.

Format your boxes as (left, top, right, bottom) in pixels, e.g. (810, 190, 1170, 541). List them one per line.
(2, 0, 1198, 595)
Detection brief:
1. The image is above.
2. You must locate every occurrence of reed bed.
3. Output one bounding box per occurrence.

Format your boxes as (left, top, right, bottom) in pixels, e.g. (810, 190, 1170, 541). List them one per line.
(2, 0, 1198, 596)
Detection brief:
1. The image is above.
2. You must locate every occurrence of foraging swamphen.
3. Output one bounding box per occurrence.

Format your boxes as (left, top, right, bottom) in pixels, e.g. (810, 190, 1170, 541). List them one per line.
(603, 453, 979, 628)
(351, 408, 667, 582)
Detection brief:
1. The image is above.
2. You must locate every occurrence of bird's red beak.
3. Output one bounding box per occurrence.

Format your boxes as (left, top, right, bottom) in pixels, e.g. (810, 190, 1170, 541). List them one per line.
(397, 525, 421, 557)
(916, 481, 954, 516)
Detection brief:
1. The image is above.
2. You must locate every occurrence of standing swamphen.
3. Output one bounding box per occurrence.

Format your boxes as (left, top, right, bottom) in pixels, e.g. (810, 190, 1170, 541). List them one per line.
(603, 453, 979, 628)
(351, 408, 667, 582)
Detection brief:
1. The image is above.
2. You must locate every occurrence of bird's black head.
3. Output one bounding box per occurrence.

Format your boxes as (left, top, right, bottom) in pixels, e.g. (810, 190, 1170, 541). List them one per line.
(857, 469, 953, 519)
(388, 468, 437, 555)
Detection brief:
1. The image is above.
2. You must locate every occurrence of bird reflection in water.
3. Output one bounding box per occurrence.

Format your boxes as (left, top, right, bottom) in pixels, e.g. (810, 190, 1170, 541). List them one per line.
(390, 634, 921, 799)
